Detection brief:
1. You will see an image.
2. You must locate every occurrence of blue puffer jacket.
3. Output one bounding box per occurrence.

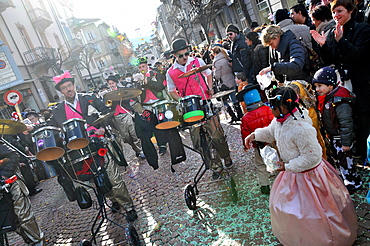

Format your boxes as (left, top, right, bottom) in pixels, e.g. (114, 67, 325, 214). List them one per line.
(270, 30, 310, 83)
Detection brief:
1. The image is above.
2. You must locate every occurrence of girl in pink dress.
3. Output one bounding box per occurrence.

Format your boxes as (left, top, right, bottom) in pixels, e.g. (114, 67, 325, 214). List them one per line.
(245, 86, 358, 246)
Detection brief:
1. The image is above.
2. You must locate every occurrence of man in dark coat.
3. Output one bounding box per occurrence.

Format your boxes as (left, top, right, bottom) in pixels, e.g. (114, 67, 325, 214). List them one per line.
(47, 71, 137, 221)
(226, 24, 253, 83)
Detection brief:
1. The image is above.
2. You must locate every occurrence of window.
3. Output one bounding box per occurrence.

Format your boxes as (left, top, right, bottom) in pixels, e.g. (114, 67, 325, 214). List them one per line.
(94, 44, 102, 53)
(97, 59, 105, 68)
(235, 1, 243, 16)
(18, 26, 33, 51)
(256, 0, 270, 25)
(54, 34, 62, 47)
(86, 31, 96, 41)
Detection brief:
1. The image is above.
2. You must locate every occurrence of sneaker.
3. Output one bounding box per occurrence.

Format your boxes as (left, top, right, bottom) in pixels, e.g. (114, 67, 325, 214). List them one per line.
(126, 209, 138, 222)
(159, 146, 167, 156)
(224, 156, 233, 168)
(111, 201, 120, 213)
(136, 152, 146, 159)
(346, 184, 362, 194)
(260, 185, 270, 195)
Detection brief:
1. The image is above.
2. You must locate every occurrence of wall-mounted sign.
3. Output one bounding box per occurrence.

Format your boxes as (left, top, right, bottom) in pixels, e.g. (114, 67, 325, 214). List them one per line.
(0, 41, 24, 91)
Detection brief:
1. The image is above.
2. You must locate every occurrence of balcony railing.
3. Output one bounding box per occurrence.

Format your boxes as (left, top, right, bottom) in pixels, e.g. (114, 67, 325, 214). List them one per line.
(28, 7, 52, 30)
(23, 46, 56, 66)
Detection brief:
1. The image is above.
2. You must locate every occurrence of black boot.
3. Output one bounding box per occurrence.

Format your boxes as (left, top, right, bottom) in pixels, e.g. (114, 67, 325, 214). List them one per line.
(234, 103, 244, 120)
(226, 106, 238, 124)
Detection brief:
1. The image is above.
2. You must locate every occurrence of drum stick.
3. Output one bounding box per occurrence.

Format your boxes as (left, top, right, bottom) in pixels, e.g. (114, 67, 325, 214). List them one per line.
(15, 104, 23, 121)
(119, 99, 135, 118)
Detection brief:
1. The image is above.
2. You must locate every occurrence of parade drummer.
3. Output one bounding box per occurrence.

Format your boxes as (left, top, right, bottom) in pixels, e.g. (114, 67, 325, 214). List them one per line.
(47, 71, 138, 221)
(166, 38, 233, 180)
(106, 75, 146, 160)
(137, 58, 168, 156)
(0, 141, 45, 245)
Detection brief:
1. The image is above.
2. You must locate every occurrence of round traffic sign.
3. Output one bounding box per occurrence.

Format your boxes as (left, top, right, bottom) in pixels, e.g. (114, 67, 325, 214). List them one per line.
(4, 90, 23, 106)
(0, 60, 6, 69)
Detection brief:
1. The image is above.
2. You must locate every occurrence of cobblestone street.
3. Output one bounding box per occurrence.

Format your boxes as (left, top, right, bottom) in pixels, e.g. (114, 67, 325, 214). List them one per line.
(6, 116, 370, 245)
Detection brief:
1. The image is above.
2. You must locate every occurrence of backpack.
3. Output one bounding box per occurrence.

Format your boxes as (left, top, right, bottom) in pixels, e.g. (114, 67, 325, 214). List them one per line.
(305, 46, 324, 78)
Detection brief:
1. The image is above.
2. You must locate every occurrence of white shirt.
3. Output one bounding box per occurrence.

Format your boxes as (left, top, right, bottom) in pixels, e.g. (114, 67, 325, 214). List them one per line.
(65, 95, 79, 109)
(166, 57, 212, 92)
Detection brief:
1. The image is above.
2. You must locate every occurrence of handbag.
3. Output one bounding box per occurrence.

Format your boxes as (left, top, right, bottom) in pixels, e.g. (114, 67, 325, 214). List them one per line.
(260, 145, 281, 172)
(75, 186, 92, 209)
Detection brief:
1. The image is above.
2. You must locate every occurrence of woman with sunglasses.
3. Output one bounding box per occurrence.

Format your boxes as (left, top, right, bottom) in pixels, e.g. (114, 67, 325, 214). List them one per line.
(311, 0, 370, 163)
(244, 86, 358, 246)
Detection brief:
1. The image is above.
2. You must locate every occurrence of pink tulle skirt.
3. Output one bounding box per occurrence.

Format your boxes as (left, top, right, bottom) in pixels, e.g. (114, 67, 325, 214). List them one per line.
(270, 159, 358, 246)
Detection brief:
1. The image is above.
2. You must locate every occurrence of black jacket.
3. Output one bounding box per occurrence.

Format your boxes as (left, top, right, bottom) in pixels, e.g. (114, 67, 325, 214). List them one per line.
(252, 44, 269, 79)
(320, 18, 370, 112)
(49, 93, 110, 128)
(270, 30, 310, 83)
(230, 33, 252, 76)
(140, 70, 165, 104)
(0, 142, 19, 178)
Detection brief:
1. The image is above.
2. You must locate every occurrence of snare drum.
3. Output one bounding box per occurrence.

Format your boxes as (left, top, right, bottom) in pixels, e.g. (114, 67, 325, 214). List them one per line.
(153, 100, 182, 129)
(32, 126, 65, 161)
(62, 118, 89, 150)
(64, 137, 100, 166)
(180, 95, 204, 123)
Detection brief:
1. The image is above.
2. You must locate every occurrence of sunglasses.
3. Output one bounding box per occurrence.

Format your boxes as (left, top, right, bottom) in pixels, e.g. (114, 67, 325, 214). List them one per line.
(177, 52, 190, 58)
(227, 33, 234, 36)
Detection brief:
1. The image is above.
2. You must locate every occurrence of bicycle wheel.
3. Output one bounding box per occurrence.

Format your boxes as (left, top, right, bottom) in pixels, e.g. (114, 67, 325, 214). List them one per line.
(184, 184, 197, 210)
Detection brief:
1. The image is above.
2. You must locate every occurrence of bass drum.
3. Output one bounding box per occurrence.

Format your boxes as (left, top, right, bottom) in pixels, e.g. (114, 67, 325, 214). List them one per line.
(32, 126, 65, 161)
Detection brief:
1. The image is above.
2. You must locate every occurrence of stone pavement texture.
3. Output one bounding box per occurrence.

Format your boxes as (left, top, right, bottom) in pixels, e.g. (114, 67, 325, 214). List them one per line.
(6, 115, 370, 246)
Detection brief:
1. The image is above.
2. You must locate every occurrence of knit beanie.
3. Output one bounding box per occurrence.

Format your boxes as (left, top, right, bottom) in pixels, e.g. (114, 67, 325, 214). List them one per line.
(312, 67, 337, 86)
(107, 75, 118, 83)
(226, 24, 239, 34)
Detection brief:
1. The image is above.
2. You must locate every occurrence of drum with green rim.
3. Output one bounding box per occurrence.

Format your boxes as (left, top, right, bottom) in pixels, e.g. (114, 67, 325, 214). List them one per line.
(180, 95, 204, 123)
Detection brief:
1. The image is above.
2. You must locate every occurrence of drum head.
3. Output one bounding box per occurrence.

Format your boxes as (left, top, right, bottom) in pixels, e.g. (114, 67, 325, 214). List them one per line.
(67, 138, 90, 150)
(36, 147, 65, 161)
(183, 110, 204, 122)
(156, 121, 181, 130)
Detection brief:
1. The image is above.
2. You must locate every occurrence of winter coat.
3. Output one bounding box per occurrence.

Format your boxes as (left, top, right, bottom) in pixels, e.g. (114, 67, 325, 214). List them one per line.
(320, 18, 370, 113)
(252, 44, 269, 79)
(278, 19, 312, 48)
(213, 52, 236, 89)
(254, 110, 322, 173)
(270, 30, 310, 83)
(320, 86, 355, 146)
(230, 33, 252, 76)
(241, 104, 274, 148)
